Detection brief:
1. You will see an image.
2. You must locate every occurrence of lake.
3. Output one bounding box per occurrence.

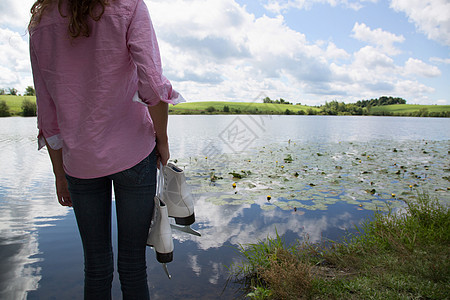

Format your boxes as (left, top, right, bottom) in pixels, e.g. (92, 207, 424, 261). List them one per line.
(0, 115, 449, 299)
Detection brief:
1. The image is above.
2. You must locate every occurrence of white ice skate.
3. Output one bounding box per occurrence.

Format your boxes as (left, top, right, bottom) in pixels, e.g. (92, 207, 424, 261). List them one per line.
(163, 163, 201, 237)
(147, 168, 173, 279)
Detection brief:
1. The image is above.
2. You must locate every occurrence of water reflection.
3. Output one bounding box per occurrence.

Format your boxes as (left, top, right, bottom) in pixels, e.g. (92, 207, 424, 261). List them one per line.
(1, 116, 449, 299)
(153, 198, 373, 298)
(0, 233, 40, 300)
(0, 118, 71, 300)
(169, 115, 450, 159)
(185, 197, 371, 251)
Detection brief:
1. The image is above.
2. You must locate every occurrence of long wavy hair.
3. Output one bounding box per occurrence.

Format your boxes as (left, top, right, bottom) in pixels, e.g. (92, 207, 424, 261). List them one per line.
(29, 0, 109, 38)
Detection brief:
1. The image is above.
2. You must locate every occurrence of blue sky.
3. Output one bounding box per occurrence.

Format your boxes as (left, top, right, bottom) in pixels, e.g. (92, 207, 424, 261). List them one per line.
(1, 0, 449, 105)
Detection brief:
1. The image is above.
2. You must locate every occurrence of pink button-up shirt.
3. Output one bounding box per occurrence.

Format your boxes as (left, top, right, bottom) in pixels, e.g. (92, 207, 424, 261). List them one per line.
(30, 0, 184, 179)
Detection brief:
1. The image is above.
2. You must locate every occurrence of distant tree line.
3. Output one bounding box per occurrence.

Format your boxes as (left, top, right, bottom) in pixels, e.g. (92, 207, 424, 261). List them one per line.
(319, 96, 406, 116)
(263, 97, 292, 105)
(260, 96, 448, 117)
(319, 100, 365, 115)
(261, 96, 409, 116)
(0, 86, 35, 96)
(355, 96, 406, 107)
(0, 87, 18, 95)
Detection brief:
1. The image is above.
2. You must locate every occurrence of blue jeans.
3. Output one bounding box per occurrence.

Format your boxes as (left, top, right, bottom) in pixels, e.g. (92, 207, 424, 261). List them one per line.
(66, 150, 156, 300)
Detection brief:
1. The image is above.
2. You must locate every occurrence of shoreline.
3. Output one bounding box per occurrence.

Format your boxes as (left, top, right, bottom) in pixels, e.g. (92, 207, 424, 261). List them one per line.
(1, 96, 449, 118)
(230, 192, 450, 299)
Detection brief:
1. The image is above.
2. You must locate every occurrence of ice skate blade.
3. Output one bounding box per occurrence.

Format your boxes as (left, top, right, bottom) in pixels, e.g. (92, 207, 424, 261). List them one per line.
(162, 263, 172, 279)
(170, 224, 201, 237)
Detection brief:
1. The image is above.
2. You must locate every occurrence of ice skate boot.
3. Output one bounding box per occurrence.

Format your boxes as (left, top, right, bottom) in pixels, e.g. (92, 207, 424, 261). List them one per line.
(163, 163, 201, 236)
(147, 197, 173, 278)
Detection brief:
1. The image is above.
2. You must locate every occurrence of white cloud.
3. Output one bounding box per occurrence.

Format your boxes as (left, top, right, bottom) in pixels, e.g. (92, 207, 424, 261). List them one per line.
(404, 58, 441, 77)
(0, 0, 35, 30)
(263, 0, 379, 14)
(0, 0, 446, 104)
(0, 28, 33, 92)
(395, 80, 435, 102)
(149, 0, 445, 104)
(351, 22, 405, 55)
(325, 42, 351, 61)
(324, 45, 444, 103)
(352, 46, 396, 77)
(390, 0, 450, 46)
(326, 46, 397, 99)
(430, 57, 450, 64)
(148, 0, 442, 104)
(147, 0, 335, 103)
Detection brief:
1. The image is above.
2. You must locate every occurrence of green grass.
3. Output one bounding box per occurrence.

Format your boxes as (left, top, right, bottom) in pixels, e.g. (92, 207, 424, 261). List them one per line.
(1, 96, 448, 117)
(371, 104, 450, 113)
(370, 104, 450, 117)
(171, 102, 449, 117)
(230, 192, 450, 299)
(170, 101, 318, 115)
(0, 95, 36, 116)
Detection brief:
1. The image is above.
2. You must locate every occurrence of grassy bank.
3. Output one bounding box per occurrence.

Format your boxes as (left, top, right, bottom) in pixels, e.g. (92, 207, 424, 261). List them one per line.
(370, 104, 450, 116)
(0, 95, 36, 116)
(171, 101, 450, 117)
(1, 95, 449, 117)
(230, 192, 449, 299)
(169, 101, 317, 115)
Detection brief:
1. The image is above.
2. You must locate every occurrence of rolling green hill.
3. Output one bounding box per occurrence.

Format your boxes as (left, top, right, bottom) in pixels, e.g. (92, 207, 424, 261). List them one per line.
(1, 95, 449, 117)
(0, 95, 36, 115)
(370, 104, 450, 114)
(169, 101, 318, 115)
(171, 101, 449, 117)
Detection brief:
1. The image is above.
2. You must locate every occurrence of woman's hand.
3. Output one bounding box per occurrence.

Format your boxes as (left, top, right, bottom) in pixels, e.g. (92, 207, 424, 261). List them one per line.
(55, 175, 72, 207)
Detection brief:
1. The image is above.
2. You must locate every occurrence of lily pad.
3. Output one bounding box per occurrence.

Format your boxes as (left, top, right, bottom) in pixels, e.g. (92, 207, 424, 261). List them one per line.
(184, 139, 449, 212)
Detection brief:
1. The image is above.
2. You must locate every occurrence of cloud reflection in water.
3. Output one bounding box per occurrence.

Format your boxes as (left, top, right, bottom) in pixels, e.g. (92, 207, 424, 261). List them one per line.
(3, 115, 447, 299)
(0, 118, 70, 299)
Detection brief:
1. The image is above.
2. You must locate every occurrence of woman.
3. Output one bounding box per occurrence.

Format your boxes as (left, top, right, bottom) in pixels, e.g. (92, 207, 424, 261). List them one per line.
(29, 0, 184, 298)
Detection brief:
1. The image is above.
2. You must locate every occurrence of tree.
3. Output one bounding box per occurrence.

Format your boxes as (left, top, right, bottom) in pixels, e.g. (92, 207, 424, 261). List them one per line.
(306, 108, 316, 115)
(22, 99, 37, 117)
(0, 100, 10, 117)
(262, 97, 293, 105)
(206, 106, 216, 113)
(0, 88, 6, 95)
(263, 97, 273, 103)
(223, 105, 230, 112)
(320, 100, 347, 115)
(355, 96, 406, 107)
(8, 88, 18, 95)
(25, 86, 36, 96)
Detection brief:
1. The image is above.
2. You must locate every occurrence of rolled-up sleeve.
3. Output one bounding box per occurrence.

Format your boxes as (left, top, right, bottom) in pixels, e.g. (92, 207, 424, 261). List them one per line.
(30, 40, 63, 150)
(126, 0, 185, 106)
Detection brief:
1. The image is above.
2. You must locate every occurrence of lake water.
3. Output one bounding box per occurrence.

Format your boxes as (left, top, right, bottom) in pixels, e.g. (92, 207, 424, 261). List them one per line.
(1, 115, 449, 299)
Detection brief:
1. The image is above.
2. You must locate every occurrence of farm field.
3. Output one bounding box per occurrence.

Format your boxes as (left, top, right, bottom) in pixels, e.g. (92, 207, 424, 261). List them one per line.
(1, 95, 449, 117)
(169, 101, 316, 114)
(370, 104, 450, 114)
(0, 95, 36, 116)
